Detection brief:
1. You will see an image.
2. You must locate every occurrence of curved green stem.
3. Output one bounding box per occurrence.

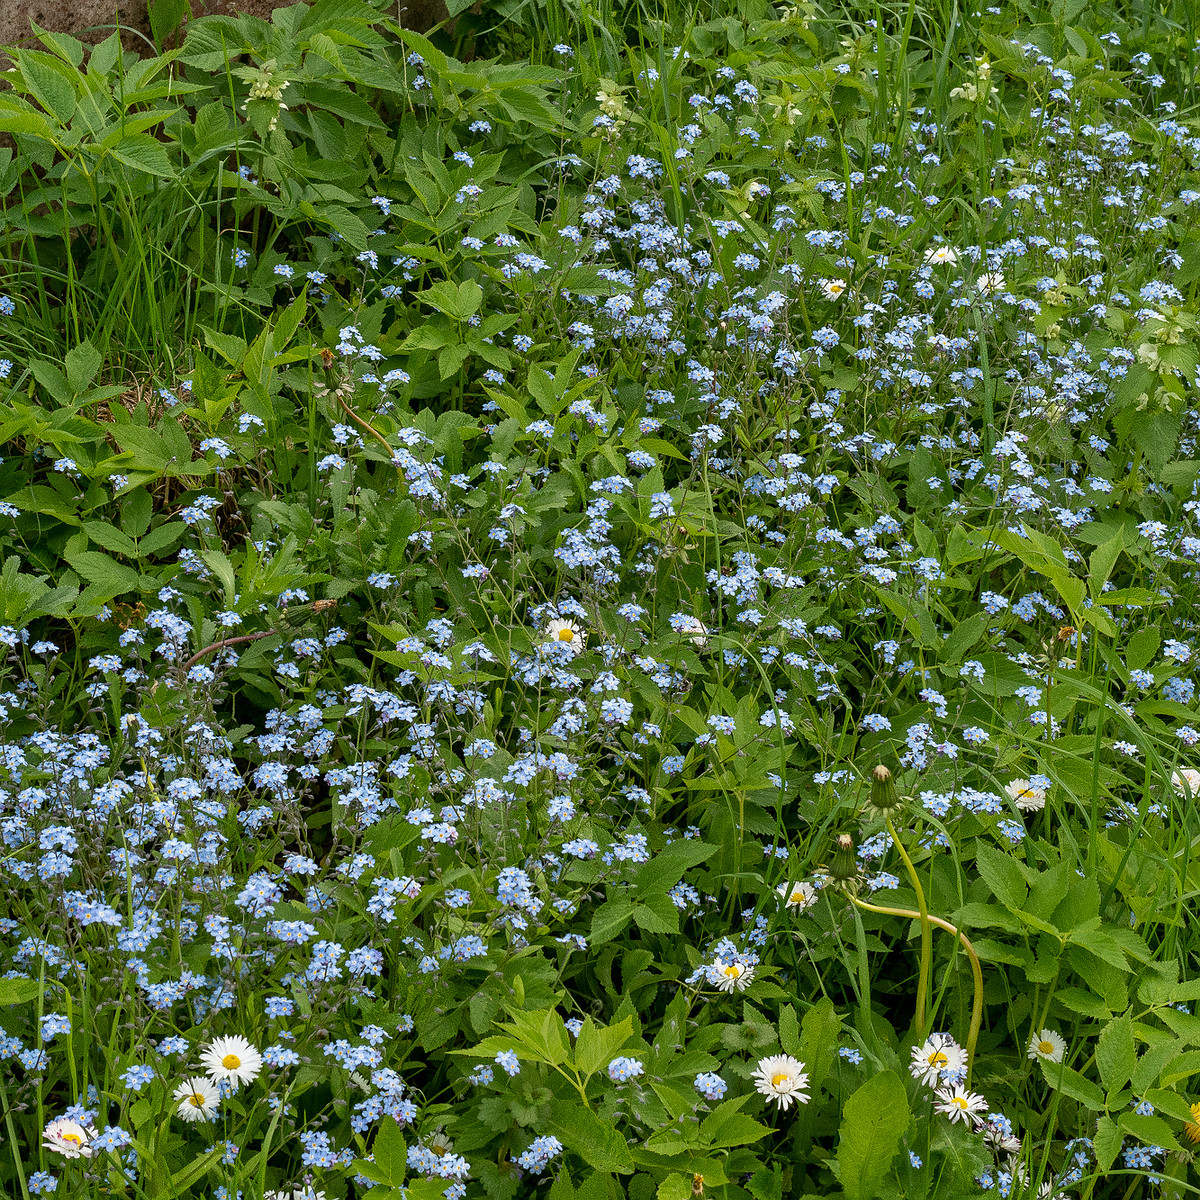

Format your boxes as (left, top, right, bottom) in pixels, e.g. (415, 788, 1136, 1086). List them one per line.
(850, 894, 984, 1085)
(887, 815, 932, 1041)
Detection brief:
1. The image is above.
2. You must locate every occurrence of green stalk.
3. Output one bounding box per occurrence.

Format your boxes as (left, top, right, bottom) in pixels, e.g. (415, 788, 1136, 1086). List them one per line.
(850, 894, 984, 1084)
(887, 815, 932, 1041)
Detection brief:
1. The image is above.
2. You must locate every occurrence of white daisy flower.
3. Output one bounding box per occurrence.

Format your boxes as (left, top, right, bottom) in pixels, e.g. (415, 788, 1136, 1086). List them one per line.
(909, 1032, 967, 1087)
(978, 270, 1006, 294)
(201, 1035, 263, 1086)
(820, 279, 848, 300)
(753, 1054, 810, 1110)
(1005, 778, 1046, 813)
(174, 1076, 221, 1122)
(923, 245, 959, 266)
(709, 957, 755, 992)
(778, 880, 817, 911)
(933, 1085, 988, 1125)
(545, 618, 586, 653)
(1026, 1028, 1066, 1064)
(1172, 768, 1200, 797)
(42, 1117, 97, 1158)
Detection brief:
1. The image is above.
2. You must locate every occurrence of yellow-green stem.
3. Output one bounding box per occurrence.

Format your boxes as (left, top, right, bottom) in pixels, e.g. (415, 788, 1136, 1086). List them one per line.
(887, 815, 932, 1041)
(850, 894, 984, 1084)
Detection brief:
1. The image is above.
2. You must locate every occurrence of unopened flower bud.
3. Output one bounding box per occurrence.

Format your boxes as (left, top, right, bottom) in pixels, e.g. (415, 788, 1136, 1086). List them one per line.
(829, 832, 857, 881)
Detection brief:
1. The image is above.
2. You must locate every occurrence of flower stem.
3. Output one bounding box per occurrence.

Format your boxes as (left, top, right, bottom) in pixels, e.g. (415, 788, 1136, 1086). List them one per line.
(887, 815, 932, 1041)
(849, 894, 984, 1084)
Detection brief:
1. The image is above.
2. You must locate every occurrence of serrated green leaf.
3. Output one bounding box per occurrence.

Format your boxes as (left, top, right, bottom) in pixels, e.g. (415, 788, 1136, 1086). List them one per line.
(1096, 1013, 1137, 1095)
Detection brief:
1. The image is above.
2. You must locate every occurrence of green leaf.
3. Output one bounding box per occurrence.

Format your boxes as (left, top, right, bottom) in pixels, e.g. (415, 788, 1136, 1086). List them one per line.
(779, 1004, 802, 1057)
(1088, 528, 1124, 599)
(0, 977, 41, 1005)
(835, 1070, 909, 1200)
(590, 894, 634, 944)
(575, 1015, 634, 1078)
(421, 279, 484, 321)
(64, 550, 142, 596)
(64, 340, 102, 394)
(148, 0, 191, 45)
(544, 1106, 634, 1174)
(1125, 628, 1161, 672)
(939, 611, 989, 665)
(110, 133, 176, 177)
(18, 51, 77, 123)
(83, 520, 137, 558)
(1118, 1111, 1179, 1151)
(1038, 1059, 1105, 1111)
(1096, 1012, 1137, 1095)
(699, 1097, 770, 1150)
(371, 1116, 408, 1186)
(1093, 1115, 1122, 1173)
(973, 841, 1028, 910)
(799, 998, 841, 1095)
(632, 840, 716, 896)
(315, 203, 369, 251)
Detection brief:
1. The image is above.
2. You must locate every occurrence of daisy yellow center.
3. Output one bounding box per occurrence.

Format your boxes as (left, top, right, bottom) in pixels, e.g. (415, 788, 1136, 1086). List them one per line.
(723, 964, 741, 977)
(222, 1053, 242, 1069)
(771, 1072, 790, 1087)
(791, 891, 804, 902)
(926, 1051, 948, 1067)
(1038, 1041, 1055, 1055)
(188, 1094, 206, 1107)
(61, 1133, 81, 1145)
(558, 629, 575, 641)
(951, 1096, 968, 1110)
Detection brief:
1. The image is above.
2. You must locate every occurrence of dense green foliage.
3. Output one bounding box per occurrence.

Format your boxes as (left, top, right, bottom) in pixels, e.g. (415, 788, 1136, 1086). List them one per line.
(4, 0, 1200, 1197)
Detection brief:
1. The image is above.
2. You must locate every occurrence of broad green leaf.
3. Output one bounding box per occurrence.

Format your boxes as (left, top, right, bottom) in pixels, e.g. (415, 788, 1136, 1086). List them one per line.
(110, 133, 176, 177)
(371, 1116, 408, 1186)
(545, 1107, 634, 1174)
(973, 842, 1028, 910)
(1093, 1115, 1122, 1173)
(1039, 1059, 1104, 1110)
(1096, 1012, 1137, 1095)
(18, 52, 78, 123)
(835, 1070, 909, 1200)
(575, 1015, 634, 1078)
(64, 550, 142, 596)
(64, 340, 102, 394)
(1118, 1111, 1179, 1151)
(0, 978, 41, 1005)
(779, 1004, 801, 1057)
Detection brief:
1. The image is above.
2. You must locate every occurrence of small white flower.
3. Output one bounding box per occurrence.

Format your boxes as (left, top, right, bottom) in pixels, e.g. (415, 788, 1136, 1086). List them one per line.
(778, 881, 817, 911)
(545, 618, 586, 653)
(933, 1085, 988, 1125)
(909, 1033, 967, 1087)
(1027, 1029, 1066, 1064)
(174, 1076, 221, 1122)
(709, 957, 755, 992)
(978, 270, 1006, 294)
(923, 244, 959, 266)
(1005, 778, 1046, 813)
(753, 1054, 810, 1109)
(42, 1117, 97, 1158)
(820, 278, 848, 300)
(201, 1035, 263, 1086)
(1173, 768, 1200, 797)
